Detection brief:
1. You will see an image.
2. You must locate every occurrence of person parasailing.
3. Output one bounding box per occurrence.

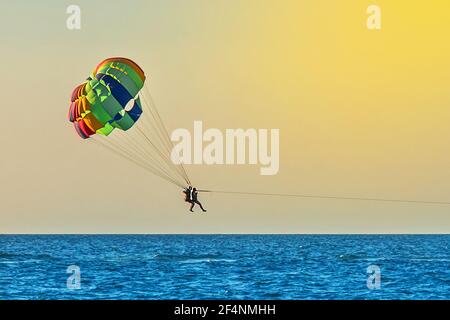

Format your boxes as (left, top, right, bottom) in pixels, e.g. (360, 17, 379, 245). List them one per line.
(183, 186, 193, 204)
(189, 187, 207, 212)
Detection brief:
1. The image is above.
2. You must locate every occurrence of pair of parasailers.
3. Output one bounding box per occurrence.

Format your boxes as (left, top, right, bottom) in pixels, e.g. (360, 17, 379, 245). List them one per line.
(183, 186, 207, 212)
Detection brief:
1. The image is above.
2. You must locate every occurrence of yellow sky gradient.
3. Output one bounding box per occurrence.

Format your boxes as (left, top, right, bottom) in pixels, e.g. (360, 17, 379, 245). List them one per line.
(1, 0, 449, 233)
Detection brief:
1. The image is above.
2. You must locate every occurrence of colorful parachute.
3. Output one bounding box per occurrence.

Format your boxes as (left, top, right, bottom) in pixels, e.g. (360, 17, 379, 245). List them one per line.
(68, 58, 191, 188)
(69, 57, 146, 139)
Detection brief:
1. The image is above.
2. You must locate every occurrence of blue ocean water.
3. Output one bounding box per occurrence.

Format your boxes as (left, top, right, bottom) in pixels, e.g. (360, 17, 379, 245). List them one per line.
(0, 235, 449, 300)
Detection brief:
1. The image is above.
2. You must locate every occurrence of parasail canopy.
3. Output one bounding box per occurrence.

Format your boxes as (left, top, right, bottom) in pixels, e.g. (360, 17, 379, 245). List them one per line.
(68, 57, 191, 188)
(69, 57, 146, 139)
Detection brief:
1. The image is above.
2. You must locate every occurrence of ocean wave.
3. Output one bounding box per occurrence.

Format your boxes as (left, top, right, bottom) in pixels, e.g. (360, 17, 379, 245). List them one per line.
(0, 252, 20, 259)
(0, 252, 54, 261)
(180, 258, 236, 264)
(409, 258, 450, 262)
(337, 254, 364, 261)
(152, 253, 233, 263)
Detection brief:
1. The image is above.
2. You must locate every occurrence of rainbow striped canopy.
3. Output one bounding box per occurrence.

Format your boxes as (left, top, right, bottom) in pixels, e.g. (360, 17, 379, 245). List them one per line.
(68, 57, 146, 139)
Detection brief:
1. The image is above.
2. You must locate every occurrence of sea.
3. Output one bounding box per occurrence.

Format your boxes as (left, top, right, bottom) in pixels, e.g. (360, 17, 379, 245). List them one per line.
(0, 235, 449, 300)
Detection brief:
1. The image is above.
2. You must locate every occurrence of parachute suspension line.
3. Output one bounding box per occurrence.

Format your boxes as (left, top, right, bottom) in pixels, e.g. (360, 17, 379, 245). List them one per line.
(116, 123, 187, 188)
(137, 110, 170, 165)
(134, 125, 185, 182)
(97, 127, 165, 178)
(139, 88, 191, 186)
(139, 93, 173, 157)
(140, 87, 175, 155)
(131, 99, 190, 187)
(114, 129, 186, 187)
(200, 190, 450, 206)
(141, 86, 192, 186)
(116, 110, 186, 186)
(99, 117, 187, 188)
(92, 135, 185, 188)
(90, 136, 185, 188)
(89, 92, 192, 188)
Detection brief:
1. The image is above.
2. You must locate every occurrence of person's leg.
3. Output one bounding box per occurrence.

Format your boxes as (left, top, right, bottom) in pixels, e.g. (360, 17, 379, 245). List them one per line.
(196, 201, 207, 212)
(190, 202, 195, 212)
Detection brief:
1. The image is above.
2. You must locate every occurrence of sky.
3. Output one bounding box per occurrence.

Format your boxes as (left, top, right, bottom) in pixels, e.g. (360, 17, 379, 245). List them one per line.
(1, 0, 449, 233)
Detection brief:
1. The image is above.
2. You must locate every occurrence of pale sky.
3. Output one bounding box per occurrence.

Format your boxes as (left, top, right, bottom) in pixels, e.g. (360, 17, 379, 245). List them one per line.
(1, 0, 449, 233)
